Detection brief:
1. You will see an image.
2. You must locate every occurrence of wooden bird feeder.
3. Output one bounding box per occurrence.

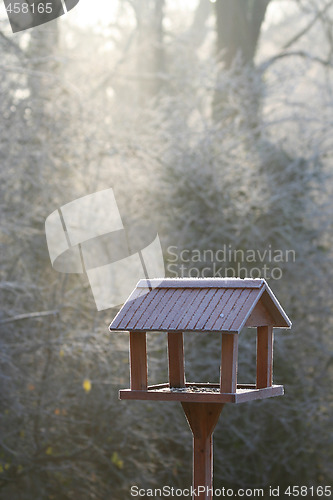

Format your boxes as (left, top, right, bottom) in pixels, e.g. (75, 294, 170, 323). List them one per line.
(109, 278, 291, 500)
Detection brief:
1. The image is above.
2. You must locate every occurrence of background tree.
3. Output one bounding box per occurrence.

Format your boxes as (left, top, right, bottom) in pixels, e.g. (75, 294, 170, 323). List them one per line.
(215, 0, 270, 67)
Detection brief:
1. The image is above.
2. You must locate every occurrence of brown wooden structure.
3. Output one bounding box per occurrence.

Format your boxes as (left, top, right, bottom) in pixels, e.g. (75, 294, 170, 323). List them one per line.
(109, 278, 291, 500)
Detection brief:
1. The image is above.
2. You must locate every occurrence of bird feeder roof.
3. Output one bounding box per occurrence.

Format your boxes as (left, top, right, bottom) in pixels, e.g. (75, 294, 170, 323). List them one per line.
(109, 278, 291, 334)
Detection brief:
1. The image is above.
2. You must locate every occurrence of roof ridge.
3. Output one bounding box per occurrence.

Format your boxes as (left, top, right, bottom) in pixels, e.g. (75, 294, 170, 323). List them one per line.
(137, 278, 265, 289)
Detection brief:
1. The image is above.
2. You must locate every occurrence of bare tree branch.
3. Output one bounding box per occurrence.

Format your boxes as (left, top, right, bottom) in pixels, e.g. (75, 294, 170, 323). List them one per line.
(0, 30, 26, 58)
(260, 49, 333, 72)
(283, 0, 333, 50)
(0, 310, 59, 325)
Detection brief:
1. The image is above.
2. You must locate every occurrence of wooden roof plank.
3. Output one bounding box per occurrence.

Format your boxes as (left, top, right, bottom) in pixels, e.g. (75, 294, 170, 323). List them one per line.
(186, 288, 220, 330)
(143, 288, 179, 330)
(156, 289, 192, 330)
(214, 289, 250, 331)
(178, 289, 213, 330)
(128, 288, 168, 330)
(205, 289, 241, 331)
(194, 288, 225, 330)
(174, 289, 204, 331)
(162, 288, 200, 330)
(229, 288, 262, 331)
(111, 287, 148, 329)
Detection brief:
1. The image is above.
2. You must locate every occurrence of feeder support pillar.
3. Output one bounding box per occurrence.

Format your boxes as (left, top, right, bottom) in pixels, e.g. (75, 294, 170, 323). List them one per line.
(182, 402, 224, 500)
(220, 333, 238, 393)
(129, 332, 148, 390)
(168, 332, 185, 388)
(256, 326, 273, 389)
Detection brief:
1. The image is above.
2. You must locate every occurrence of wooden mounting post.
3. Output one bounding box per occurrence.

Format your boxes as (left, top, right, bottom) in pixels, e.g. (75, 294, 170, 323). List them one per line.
(256, 326, 273, 389)
(182, 403, 224, 500)
(168, 332, 185, 388)
(220, 333, 238, 393)
(129, 332, 148, 390)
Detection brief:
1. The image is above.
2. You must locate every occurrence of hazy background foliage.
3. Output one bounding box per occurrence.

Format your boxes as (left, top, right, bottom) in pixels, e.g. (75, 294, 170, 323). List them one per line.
(1, 0, 333, 498)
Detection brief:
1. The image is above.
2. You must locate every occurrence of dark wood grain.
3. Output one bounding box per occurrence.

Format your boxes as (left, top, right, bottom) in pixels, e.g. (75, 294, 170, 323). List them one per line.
(220, 333, 238, 393)
(129, 332, 147, 390)
(168, 332, 185, 387)
(256, 326, 273, 388)
(119, 383, 284, 403)
(182, 402, 224, 500)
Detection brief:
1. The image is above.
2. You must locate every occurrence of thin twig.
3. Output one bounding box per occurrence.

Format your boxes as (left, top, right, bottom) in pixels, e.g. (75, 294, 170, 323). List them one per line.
(0, 30, 26, 58)
(283, 0, 333, 50)
(260, 50, 333, 72)
(0, 310, 59, 325)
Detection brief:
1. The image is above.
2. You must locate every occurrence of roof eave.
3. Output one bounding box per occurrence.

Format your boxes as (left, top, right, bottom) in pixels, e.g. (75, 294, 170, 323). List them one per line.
(261, 282, 292, 329)
(109, 327, 240, 334)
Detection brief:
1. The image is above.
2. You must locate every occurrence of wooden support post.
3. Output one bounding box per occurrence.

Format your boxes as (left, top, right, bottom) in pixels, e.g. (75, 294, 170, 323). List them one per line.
(256, 326, 273, 389)
(220, 333, 238, 393)
(182, 403, 224, 500)
(129, 332, 148, 390)
(167, 332, 185, 388)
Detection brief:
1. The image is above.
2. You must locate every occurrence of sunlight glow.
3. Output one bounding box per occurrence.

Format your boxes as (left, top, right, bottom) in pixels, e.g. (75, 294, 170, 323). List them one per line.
(67, 0, 198, 28)
(263, 0, 297, 28)
(68, 0, 119, 27)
